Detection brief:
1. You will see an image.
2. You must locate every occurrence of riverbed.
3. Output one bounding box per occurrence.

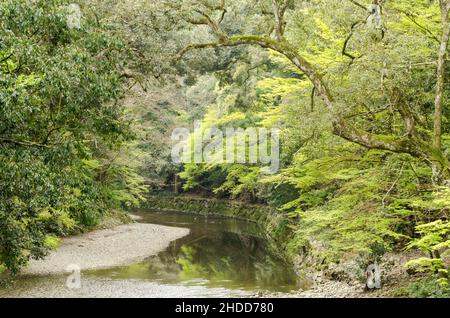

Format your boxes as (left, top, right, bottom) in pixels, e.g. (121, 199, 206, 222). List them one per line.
(0, 210, 304, 298)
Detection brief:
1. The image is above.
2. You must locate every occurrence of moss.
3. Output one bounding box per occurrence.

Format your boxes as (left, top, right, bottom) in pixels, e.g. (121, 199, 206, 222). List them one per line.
(144, 195, 271, 221)
(143, 194, 295, 260)
(95, 209, 133, 230)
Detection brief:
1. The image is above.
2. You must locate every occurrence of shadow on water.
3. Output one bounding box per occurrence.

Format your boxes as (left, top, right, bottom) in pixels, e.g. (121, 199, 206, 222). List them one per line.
(88, 210, 304, 293)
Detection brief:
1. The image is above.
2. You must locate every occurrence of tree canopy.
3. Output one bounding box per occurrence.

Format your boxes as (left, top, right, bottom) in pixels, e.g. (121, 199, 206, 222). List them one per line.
(1, 0, 450, 297)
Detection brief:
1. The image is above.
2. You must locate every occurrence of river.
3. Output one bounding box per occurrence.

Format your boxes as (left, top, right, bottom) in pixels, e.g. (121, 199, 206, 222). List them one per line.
(0, 210, 305, 297)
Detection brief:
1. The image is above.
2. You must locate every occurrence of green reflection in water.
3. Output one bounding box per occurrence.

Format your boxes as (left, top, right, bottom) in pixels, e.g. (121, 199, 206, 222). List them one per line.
(88, 211, 305, 293)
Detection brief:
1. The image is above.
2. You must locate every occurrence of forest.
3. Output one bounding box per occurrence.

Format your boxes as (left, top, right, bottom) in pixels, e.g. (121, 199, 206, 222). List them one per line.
(1, 0, 450, 298)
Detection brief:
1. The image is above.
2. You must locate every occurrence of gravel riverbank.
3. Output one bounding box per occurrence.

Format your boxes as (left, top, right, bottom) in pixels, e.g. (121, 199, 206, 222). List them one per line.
(0, 276, 252, 298)
(24, 223, 189, 276)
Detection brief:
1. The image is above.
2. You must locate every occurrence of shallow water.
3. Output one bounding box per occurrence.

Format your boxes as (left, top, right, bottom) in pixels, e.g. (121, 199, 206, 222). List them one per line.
(88, 211, 302, 293)
(0, 210, 304, 297)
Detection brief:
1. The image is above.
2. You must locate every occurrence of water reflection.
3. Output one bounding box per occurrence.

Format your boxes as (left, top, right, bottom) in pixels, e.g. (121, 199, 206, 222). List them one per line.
(88, 211, 302, 293)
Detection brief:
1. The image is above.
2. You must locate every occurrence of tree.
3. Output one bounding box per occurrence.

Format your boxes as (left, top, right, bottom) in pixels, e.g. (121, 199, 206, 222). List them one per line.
(172, 0, 450, 183)
(433, 0, 450, 183)
(0, 0, 145, 274)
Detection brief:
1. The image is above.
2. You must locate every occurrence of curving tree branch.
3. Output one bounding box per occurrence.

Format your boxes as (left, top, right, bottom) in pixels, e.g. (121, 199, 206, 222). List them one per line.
(342, 21, 364, 61)
(177, 0, 446, 166)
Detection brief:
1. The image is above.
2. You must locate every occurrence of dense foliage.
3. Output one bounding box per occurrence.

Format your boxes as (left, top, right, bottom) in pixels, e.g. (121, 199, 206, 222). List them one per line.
(141, 0, 450, 295)
(1, 0, 450, 297)
(0, 0, 146, 274)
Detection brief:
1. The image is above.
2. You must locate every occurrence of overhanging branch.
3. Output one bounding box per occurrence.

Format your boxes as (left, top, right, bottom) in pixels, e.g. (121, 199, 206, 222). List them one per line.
(0, 138, 53, 148)
(176, 35, 427, 158)
(177, 0, 444, 162)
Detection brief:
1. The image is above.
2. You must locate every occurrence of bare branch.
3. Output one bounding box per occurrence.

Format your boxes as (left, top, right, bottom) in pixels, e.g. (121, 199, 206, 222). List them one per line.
(191, 8, 227, 39)
(398, 10, 440, 43)
(310, 86, 316, 112)
(271, 0, 291, 41)
(0, 52, 13, 64)
(346, 0, 367, 10)
(0, 138, 53, 148)
(342, 21, 363, 61)
(218, 7, 227, 24)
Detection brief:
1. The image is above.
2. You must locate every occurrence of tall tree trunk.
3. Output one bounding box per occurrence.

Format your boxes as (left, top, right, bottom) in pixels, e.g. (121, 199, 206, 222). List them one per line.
(174, 174, 178, 194)
(433, 2, 450, 185)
